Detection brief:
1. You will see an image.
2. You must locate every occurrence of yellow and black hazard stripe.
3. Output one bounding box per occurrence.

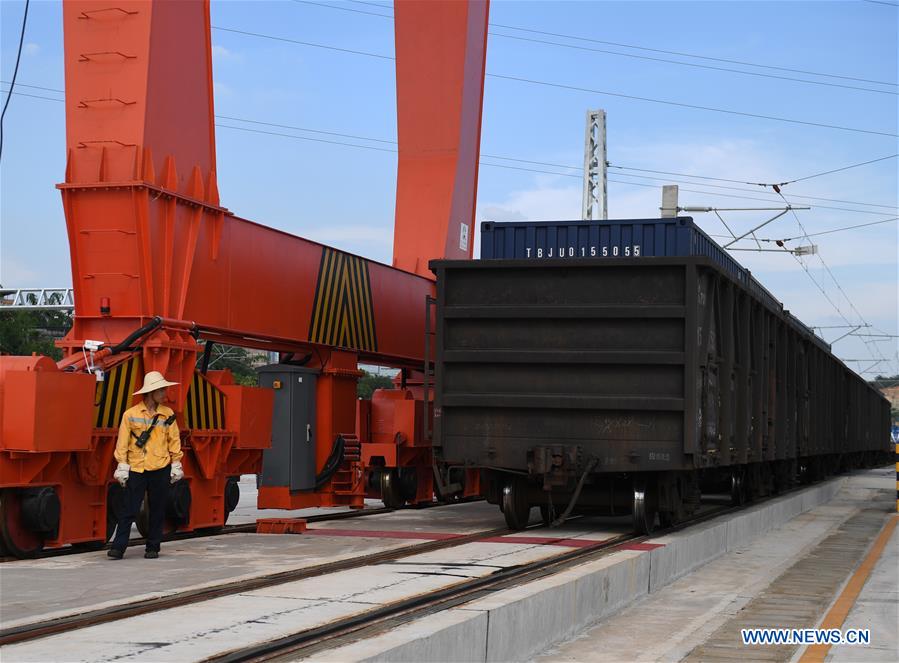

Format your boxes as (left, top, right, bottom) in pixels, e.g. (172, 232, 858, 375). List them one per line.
(308, 247, 378, 352)
(94, 354, 140, 428)
(185, 371, 225, 430)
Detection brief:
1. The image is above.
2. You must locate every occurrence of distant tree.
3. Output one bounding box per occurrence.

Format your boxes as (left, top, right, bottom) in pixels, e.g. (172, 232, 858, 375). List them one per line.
(0, 294, 73, 360)
(197, 344, 260, 386)
(357, 370, 394, 399)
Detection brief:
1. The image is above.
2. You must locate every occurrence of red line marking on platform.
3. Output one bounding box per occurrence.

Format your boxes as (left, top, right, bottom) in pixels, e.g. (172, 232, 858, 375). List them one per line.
(619, 542, 665, 551)
(481, 536, 608, 548)
(305, 528, 462, 541)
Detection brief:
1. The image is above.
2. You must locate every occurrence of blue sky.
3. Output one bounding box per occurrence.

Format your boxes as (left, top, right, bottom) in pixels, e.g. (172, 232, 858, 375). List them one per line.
(1, 0, 897, 375)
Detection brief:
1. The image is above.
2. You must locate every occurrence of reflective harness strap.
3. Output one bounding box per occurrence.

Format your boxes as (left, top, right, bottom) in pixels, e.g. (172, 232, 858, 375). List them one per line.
(130, 413, 177, 446)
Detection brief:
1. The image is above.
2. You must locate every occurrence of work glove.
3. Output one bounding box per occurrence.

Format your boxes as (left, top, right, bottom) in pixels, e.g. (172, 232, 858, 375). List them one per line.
(170, 461, 184, 484)
(114, 463, 130, 487)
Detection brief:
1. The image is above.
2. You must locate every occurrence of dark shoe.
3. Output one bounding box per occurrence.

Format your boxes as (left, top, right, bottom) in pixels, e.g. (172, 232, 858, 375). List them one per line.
(107, 548, 124, 560)
(144, 550, 159, 559)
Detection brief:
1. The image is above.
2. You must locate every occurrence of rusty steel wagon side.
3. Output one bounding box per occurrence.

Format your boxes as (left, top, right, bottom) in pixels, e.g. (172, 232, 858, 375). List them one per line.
(430, 218, 891, 533)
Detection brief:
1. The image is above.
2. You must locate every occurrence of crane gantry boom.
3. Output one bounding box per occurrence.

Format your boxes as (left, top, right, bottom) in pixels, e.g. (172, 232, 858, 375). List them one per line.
(0, 0, 489, 555)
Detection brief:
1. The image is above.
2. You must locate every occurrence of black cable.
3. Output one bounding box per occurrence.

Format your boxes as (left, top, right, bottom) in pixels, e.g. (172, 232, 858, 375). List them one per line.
(212, 25, 394, 60)
(778, 154, 898, 186)
(607, 169, 898, 211)
(330, 0, 899, 88)
(488, 22, 899, 89)
(5, 85, 895, 218)
(7, 80, 895, 211)
(608, 163, 898, 209)
(314, 435, 346, 489)
(762, 217, 898, 242)
(550, 458, 598, 527)
(775, 189, 891, 371)
(487, 73, 898, 138)
(110, 317, 162, 354)
(487, 31, 895, 97)
(297, 0, 894, 95)
(216, 113, 395, 144)
(216, 122, 396, 152)
(209, 25, 898, 138)
(0, 0, 30, 162)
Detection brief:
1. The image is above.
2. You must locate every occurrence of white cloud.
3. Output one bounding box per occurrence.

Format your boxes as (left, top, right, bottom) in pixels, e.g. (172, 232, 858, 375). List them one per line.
(213, 81, 232, 97)
(302, 224, 391, 245)
(23, 43, 39, 56)
(478, 180, 581, 222)
(212, 44, 239, 62)
(0, 255, 39, 284)
(473, 138, 897, 373)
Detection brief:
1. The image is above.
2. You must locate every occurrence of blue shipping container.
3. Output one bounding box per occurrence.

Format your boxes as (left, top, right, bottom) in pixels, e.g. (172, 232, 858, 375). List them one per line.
(479, 217, 790, 321)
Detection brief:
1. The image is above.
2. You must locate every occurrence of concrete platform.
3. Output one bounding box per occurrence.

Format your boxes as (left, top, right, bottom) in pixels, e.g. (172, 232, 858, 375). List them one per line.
(532, 468, 896, 663)
(0, 496, 506, 627)
(1, 501, 636, 661)
(1, 470, 891, 663)
(313, 471, 891, 663)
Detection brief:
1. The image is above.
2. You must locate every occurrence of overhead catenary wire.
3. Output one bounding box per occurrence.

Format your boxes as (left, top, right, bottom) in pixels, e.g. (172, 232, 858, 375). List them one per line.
(5, 84, 895, 223)
(208, 25, 898, 139)
(775, 154, 899, 187)
(0, 0, 30, 162)
(774, 189, 892, 370)
(606, 169, 898, 212)
(293, 0, 897, 96)
(10, 81, 893, 216)
(3, 104, 893, 372)
(758, 217, 899, 242)
(339, 0, 899, 89)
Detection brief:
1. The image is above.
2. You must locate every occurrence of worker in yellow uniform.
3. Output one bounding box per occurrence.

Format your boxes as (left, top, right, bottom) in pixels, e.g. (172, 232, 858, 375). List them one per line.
(108, 371, 184, 559)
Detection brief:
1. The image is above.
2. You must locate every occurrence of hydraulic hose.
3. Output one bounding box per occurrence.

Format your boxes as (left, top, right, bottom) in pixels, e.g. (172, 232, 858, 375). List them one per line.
(550, 457, 598, 527)
(314, 435, 346, 489)
(110, 316, 163, 354)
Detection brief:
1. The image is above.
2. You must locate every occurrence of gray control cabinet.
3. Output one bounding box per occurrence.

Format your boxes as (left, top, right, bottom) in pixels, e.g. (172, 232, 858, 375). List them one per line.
(257, 364, 318, 491)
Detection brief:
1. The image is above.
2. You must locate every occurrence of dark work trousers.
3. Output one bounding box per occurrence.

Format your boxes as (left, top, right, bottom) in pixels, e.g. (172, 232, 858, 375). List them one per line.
(112, 465, 171, 553)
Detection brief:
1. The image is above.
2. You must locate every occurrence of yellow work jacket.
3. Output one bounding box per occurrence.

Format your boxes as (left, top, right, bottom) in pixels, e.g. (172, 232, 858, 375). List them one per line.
(115, 402, 184, 472)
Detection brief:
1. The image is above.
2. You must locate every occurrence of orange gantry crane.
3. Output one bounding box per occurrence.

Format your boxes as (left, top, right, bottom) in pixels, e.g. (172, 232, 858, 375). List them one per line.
(0, 0, 488, 557)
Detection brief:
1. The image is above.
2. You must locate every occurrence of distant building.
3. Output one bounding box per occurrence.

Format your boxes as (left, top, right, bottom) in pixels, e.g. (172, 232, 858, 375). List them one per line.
(880, 385, 899, 411)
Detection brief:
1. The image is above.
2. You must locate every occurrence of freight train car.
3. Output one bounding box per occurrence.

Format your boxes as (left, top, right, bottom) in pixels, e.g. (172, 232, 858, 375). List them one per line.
(430, 217, 891, 533)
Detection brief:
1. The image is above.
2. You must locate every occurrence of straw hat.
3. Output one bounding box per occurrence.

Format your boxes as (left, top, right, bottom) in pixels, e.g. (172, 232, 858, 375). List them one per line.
(133, 371, 179, 395)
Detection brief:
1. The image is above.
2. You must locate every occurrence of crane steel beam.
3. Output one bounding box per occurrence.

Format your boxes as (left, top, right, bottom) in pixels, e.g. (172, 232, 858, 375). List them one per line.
(392, 0, 490, 278)
(0, 288, 75, 310)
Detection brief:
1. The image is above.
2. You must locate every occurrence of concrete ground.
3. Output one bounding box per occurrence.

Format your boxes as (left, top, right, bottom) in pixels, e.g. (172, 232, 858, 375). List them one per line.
(534, 468, 897, 663)
(2, 471, 892, 663)
(0, 507, 633, 661)
(0, 495, 507, 628)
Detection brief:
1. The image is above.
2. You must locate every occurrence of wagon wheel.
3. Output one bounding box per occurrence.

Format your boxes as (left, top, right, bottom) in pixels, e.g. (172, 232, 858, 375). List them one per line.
(730, 470, 746, 506)
(539, 504, 555, 527)
(501, 477, 531, 530)
(658, 481, 683, 528)
(632, 476, 658, 535)
(223, 476, 240, 525)
(0, 489, 44, 558)
(135, 492, 177, 539)
(380, 470, 405, 509)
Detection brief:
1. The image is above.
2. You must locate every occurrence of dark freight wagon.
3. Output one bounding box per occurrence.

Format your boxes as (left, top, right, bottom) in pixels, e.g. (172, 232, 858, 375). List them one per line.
(430, 218, 891, 533)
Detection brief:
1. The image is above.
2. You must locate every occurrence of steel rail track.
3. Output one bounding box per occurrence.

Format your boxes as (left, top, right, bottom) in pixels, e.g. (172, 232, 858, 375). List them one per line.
(213, 532, 644, 663)
(0, 521, 510, 646)
(204, 508, 732, 663)
(0, 508, 385, 563)
(1, 485, 807, 651)
(0, 497, 482, 563)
